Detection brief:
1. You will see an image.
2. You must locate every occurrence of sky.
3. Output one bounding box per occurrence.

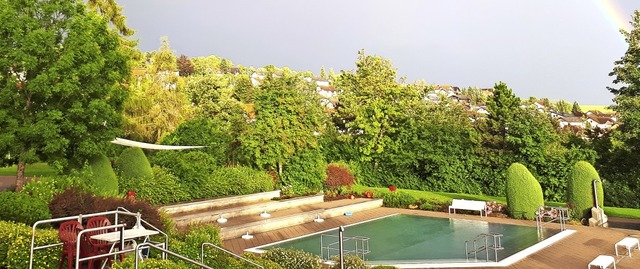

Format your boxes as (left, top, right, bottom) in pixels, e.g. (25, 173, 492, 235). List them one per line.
(118, 0, 638, 105)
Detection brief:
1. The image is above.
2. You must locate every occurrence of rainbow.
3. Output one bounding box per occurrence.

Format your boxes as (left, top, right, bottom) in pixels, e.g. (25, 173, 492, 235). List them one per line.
(593, 0, 633, 34)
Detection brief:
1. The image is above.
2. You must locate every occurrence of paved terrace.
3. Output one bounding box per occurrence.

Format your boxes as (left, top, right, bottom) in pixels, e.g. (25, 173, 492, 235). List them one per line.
(223, 207, 640, 269)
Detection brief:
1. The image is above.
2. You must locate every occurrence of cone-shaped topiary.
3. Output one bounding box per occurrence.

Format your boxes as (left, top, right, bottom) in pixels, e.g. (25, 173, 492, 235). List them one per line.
(116, 147, 153, 180)
(566, 161, 603, 219)
(505, 163, 544, 220)
(88, 154, 119, 197)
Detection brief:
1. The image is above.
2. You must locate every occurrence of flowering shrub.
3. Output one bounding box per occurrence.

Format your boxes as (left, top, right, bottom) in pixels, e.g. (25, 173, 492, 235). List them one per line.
(262, 248, 322, 269)
(363, 190, 374, 198)
(330, 255, 367, 269)
(388, 185, 397, 192)
(485, 201, 505, 215)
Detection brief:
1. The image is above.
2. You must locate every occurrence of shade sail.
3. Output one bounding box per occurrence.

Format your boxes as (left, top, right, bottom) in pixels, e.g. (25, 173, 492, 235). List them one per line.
(111, 137, 207, 150)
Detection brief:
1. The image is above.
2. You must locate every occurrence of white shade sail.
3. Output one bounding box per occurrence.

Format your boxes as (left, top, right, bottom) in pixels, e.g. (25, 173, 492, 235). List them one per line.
(111, 137, 207, 150)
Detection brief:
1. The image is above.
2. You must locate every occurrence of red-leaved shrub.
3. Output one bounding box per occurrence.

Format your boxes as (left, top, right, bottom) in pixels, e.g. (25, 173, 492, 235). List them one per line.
(49, 188, 163, 230)
(324, 164, 355, 191)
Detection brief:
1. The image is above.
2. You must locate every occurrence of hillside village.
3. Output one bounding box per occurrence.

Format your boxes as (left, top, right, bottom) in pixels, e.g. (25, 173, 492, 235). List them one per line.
(250, 71, 619, 133)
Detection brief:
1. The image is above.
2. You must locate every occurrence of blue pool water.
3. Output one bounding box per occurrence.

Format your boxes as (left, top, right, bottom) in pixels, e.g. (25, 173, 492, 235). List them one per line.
(252, 214, 560, 264)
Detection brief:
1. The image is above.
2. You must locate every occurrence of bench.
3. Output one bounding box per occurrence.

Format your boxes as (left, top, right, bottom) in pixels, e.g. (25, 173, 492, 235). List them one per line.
(615, 237, 639, 257)
(448, 199, 487, 217)
(588, 255, 616, 269)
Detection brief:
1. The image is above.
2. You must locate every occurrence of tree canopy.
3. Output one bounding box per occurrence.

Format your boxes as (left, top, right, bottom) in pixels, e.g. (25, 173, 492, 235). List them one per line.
(0, 0, 131, 190)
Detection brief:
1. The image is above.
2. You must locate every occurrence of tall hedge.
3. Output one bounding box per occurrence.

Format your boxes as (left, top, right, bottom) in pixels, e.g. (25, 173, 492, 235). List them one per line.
(116, 147, 153, 180)
(505, 163, 544, 220)
(566, 161, 603, 219)
(88, 153, 119, 197)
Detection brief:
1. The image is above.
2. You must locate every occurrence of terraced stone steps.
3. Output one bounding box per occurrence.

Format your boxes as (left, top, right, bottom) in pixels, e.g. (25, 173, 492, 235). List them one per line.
(160, 190, 383, 240)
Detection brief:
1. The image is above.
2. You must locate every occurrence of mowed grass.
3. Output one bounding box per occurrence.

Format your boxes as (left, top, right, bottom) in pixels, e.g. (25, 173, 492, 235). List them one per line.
(0, 163, 58, 177)
(581, 105, 615, 114)
(352, 185, 640, 219)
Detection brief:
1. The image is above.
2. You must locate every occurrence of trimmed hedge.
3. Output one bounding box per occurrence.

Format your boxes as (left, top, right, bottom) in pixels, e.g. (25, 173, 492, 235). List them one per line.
(0, 221, 59, 269)
(382, 191, 416, 208)
(566, 161, 603, 219)
(505, 163, 544, 220)
(88, 153, 119, 197)
(118, 166, 190, 205)
(116, 147, 153, 180)
(0, 192, 51, 226)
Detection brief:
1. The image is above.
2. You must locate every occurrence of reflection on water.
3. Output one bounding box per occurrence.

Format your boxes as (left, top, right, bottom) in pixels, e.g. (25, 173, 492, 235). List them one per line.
(259, 214, 559, 263)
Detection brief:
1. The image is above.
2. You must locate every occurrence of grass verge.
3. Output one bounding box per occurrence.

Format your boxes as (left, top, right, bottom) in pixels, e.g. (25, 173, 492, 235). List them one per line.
(352, 185, 640, 219)
(0, 163, 58, 177)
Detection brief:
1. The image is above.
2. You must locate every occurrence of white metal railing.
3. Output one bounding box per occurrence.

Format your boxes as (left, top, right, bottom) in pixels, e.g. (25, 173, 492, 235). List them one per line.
(535, 205, 569, 232)
(320, 233, 370, 261)
(201, 242, 264, 269)
(29, 207, 167, 269)
(465, 233, 503, 262)
(134, 242, 213, 269)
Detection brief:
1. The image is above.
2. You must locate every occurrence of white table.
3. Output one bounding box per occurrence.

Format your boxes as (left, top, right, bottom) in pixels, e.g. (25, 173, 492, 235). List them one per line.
(90, 228, 159, 243)
(615, 237, 640, 257)
(90, 228, 160, 268)
(588, 255, 616, 269)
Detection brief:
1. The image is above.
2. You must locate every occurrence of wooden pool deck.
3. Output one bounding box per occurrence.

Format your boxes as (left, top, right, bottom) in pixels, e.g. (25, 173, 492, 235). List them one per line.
(222, 207, 640, 269)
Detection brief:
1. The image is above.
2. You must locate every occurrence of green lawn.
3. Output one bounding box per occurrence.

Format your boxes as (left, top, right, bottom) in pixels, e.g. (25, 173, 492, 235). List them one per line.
(0, 163, 58, 177)
(352, 185, 640, 219)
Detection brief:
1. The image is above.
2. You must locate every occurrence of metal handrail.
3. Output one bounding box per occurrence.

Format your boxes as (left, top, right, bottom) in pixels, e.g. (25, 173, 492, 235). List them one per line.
(116, 206, 169, 259)
(201, 242, 264, 269)
(135, 242, 214, 269)
(29, 209, 139, 269)
(465, 233, 503, 262)
(75, 223, 126, 269)
(29, 207, 168, 269)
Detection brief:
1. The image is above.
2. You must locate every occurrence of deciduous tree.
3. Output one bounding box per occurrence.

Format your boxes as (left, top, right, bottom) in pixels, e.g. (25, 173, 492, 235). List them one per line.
(0, 0, 131, 190)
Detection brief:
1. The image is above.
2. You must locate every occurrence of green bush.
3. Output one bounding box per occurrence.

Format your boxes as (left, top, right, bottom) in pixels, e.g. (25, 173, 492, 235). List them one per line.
(151, 151, 219, 198)
(112, 255, 191, 269)
(505, 163, 544, 220)
(20, 173, 87, 204)
(88, 153, 119, 197)
(116, 147, 153, 180)
(208, 166, 274, 196)
(566, 161, 603, 219)
(280, 149, 327, 195)
(0, 221, 59, 269)
(262, 248, 322, 269)
(330, 255, 368, 269)
(0, 192, 51, 226)
(381, 191, 416, 208)
(169, 224, 222, 266)
(118, 166, 191, 205)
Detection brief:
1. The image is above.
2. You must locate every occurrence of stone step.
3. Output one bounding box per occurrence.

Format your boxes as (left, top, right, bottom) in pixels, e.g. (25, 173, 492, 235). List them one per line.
(171, 194, 325, 228)
(160, 190, 281, 216)
(219, 198, 383, 240)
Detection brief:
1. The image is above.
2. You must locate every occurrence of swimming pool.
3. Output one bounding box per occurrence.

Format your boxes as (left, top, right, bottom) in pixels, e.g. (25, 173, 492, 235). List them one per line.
(247, 214, 572, 267)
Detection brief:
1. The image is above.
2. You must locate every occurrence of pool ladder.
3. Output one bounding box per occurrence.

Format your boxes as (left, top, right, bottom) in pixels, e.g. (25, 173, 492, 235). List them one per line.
(465, 233, 503, 262)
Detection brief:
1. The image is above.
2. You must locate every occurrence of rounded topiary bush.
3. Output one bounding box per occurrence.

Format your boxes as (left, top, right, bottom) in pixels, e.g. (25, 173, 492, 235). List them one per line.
(116, 147, 153, 180)
(566, 161, 602, 219)
(118, 166, 191, 205)
(505, 163, 544, 220)
(88, 153, 119, 197)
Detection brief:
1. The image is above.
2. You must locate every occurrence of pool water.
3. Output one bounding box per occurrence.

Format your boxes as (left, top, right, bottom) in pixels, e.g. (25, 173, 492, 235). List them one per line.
(253, 214, 559, 264)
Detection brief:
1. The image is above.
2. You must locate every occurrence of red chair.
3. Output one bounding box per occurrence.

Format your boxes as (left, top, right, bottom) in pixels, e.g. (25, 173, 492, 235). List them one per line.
(58, 221, 84, 269)
(84, 217, 116, 268)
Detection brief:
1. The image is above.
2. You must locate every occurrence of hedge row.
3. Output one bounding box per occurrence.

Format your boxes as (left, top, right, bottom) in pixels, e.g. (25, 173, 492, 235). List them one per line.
(0, 221, 59, 269)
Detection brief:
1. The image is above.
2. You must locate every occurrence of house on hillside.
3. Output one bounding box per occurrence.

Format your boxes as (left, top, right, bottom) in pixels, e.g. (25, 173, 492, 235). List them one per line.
(585, 114, 616, 129)
(558, 116, 585, 128)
